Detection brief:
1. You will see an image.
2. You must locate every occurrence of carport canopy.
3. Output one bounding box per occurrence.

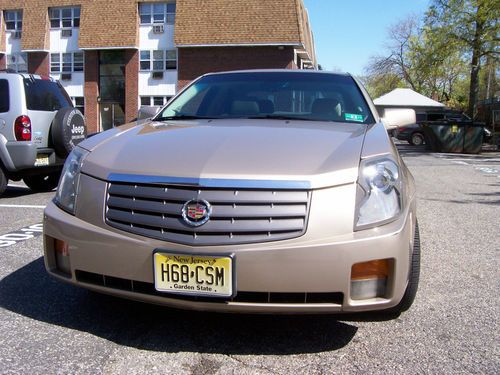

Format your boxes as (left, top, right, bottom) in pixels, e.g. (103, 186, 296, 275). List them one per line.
(374, 88, 445, 108)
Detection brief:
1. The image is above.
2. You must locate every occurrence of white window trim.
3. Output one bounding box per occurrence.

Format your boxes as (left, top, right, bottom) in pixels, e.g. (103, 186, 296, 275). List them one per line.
(71, 96, 85, 113)
(139, 2, 176, 25)
(49, 7, 80, 29)
(139, 49, 177, 71)
(140, 96, 172, 106)
(50, 52, 84, 73)
(4, 9, 22, 31)
(6, 52, 28, 72)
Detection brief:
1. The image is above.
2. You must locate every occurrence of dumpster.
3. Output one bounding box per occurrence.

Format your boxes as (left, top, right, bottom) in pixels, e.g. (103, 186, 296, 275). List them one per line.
(422, 120, 484, 154)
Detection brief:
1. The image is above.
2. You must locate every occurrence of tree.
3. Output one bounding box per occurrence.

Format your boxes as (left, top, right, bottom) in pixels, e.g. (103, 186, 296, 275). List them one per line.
(359, 72, 405, 100)
(366, 17, 424, 93)
(425, 0, 500, 117)
(364, 15, 468, 105)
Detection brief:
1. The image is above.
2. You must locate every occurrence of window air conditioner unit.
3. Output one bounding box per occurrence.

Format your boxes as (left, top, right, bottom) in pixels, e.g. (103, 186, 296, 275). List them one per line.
(152, 71, 163, 79)
(153, 24, 164, 34)
(61, 73, 72, 81)
(61, 29, 72, 37)
(12, 31, 22, 39)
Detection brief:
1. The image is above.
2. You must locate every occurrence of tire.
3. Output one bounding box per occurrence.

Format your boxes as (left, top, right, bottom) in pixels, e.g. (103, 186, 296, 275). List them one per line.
(23, 172, 60, 192)
(0, 165, 8, 197)
(386, 221, 421, 315)
(51, 107, 87, 158)
(409, 132, 425, 146)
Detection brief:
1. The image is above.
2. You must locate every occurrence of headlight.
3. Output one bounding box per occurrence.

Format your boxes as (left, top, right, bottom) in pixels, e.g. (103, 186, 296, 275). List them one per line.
(355, 157, 402, 229)
(54, 147, 89, 215)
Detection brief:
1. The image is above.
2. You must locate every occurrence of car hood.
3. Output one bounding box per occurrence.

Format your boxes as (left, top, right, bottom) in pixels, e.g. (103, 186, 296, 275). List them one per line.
(80, 119, 367, 188)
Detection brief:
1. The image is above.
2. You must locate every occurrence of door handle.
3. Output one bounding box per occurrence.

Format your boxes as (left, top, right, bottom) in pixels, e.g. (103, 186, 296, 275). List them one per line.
(0, 119, 6, 130)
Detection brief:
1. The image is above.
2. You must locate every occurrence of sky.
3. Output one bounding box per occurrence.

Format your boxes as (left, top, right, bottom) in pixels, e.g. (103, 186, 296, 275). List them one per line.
(303, 0, 431, 76)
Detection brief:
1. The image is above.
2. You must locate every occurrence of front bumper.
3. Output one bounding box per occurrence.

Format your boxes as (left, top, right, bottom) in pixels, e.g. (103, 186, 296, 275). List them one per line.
(43, 183, 416, 314)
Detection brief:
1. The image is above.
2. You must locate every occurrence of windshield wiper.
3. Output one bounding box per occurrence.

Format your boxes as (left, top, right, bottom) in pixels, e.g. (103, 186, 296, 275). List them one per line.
(246, 114, 323, 121)
(154, 115, 216, 121)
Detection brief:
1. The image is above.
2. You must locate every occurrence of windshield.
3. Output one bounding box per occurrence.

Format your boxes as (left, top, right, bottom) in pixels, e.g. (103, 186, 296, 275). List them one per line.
(24, 78, 73, 112)
(156, 72, 375, 124)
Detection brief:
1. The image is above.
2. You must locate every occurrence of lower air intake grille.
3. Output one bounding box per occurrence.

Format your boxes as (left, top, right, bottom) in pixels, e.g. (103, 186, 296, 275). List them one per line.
(105, 182, 311, 245)
(75, 270, 344, 305)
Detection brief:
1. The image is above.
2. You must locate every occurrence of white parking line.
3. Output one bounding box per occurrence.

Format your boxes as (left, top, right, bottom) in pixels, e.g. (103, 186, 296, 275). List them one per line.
(0, 204, 46, 209)
(0, 223, 44, 248)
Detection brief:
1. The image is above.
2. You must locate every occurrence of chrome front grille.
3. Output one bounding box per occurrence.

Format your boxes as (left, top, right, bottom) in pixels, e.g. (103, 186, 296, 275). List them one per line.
(105, 182, 311, 245)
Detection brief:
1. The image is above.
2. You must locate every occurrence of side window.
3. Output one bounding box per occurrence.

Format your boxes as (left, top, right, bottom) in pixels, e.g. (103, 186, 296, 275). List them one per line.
(24, 79, 72, 111)
(0, 80, 9, 113)
(427, 113, 444, 121)
(416, 113, 427, 123)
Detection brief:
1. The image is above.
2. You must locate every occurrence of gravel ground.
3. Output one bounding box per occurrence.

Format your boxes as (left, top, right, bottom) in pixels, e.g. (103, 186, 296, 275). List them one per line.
(0, 144, 498, 374)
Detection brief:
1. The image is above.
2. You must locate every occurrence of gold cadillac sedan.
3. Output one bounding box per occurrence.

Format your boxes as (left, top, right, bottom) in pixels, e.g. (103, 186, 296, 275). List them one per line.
(43, 70, 420, 315)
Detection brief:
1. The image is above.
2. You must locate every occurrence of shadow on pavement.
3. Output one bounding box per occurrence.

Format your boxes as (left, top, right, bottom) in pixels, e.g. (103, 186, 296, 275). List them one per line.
(2, 185, 36, 199)
(0, 257, 358, 355)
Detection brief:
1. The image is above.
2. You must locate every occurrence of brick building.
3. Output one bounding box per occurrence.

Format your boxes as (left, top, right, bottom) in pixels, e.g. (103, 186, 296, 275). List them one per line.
(0, 0, 316, 133)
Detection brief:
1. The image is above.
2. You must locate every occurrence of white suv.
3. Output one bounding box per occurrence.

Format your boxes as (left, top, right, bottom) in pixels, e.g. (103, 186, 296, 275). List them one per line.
(0, 71, 87, 196)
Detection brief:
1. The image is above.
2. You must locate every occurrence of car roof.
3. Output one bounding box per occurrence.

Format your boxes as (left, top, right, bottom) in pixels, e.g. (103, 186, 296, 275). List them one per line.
(0, 70, 56, 81)
(202, 69, 352, 78)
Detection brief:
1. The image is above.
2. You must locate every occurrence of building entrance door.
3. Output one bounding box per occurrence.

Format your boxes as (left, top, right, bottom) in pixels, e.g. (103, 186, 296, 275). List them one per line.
(100, 103, 125, 131)
(99, 50, 125, 131)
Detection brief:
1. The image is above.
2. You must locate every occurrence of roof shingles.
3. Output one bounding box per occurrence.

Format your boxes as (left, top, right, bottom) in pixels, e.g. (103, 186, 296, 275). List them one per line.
(174, 0, 302, 46)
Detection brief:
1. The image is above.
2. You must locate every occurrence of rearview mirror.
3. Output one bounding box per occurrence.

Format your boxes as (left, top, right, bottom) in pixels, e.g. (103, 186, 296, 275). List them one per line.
(381, 108, 416, 130)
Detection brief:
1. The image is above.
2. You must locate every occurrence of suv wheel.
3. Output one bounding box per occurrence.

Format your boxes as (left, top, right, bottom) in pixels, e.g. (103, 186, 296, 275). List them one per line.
(23, 172, 60, 192)
(409, 132, 425, 146)
(0, 165, 8, 197)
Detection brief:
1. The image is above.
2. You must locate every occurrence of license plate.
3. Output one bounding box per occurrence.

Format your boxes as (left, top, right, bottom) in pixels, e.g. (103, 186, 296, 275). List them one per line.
(153, 252, 234, 297)
(34, 155, 49, 167)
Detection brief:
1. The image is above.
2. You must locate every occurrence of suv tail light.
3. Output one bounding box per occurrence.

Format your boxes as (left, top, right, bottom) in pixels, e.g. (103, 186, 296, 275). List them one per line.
(14, 115, 32, 141)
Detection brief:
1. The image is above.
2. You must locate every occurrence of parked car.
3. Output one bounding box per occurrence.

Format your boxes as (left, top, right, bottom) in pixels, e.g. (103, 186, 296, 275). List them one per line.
(0, 71, 87, 195)
(394, 123, 426, 146)
(44, 70, 419, 316)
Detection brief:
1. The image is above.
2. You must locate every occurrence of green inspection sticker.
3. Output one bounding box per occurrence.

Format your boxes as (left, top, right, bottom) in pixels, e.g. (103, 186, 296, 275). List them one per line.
(344, 113, 364, 122)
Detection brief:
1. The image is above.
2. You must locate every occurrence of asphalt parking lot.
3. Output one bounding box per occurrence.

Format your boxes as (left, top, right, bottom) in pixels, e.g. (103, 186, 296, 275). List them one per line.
(0, 143, 499, 374)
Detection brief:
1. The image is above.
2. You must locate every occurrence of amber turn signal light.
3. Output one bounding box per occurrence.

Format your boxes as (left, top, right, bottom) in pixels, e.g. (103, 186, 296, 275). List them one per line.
(54, 239, 69, 256)
(351, 259, 390, 281)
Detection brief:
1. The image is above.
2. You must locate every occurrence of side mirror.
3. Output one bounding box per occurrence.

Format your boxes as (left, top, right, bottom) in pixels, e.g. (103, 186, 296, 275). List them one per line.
(381, 108, 416, 130)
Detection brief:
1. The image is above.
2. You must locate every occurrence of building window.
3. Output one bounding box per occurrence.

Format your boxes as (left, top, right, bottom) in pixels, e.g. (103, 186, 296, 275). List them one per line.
(165, 50, 177, 70)
(140, 51, 151, 70)
(4, 10, 22, 31)
(139, 2, 176, 25)
(72, 97, 84, 114)
(74, 53, 84, 71)
(140, 96, 171, 106)
(6, 53, 27, 72)
(49, 7, 80, 28)
(50, 52, 84, 73)
(139, 50, 177, 71)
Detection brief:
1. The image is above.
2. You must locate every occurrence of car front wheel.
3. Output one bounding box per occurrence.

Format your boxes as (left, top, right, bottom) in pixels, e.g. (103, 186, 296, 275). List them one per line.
(23, 172, 60, 192)
(409, 132, 425, 146)
(385, 221, 421, 315)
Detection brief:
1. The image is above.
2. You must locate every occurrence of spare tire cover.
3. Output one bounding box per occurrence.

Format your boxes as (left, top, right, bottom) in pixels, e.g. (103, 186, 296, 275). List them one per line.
(51, 107, 87, 158)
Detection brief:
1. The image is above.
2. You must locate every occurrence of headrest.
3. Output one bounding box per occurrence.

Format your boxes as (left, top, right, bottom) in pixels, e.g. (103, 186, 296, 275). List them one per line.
(230, 100, 260, 116)
(311, 98, 341, 116)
